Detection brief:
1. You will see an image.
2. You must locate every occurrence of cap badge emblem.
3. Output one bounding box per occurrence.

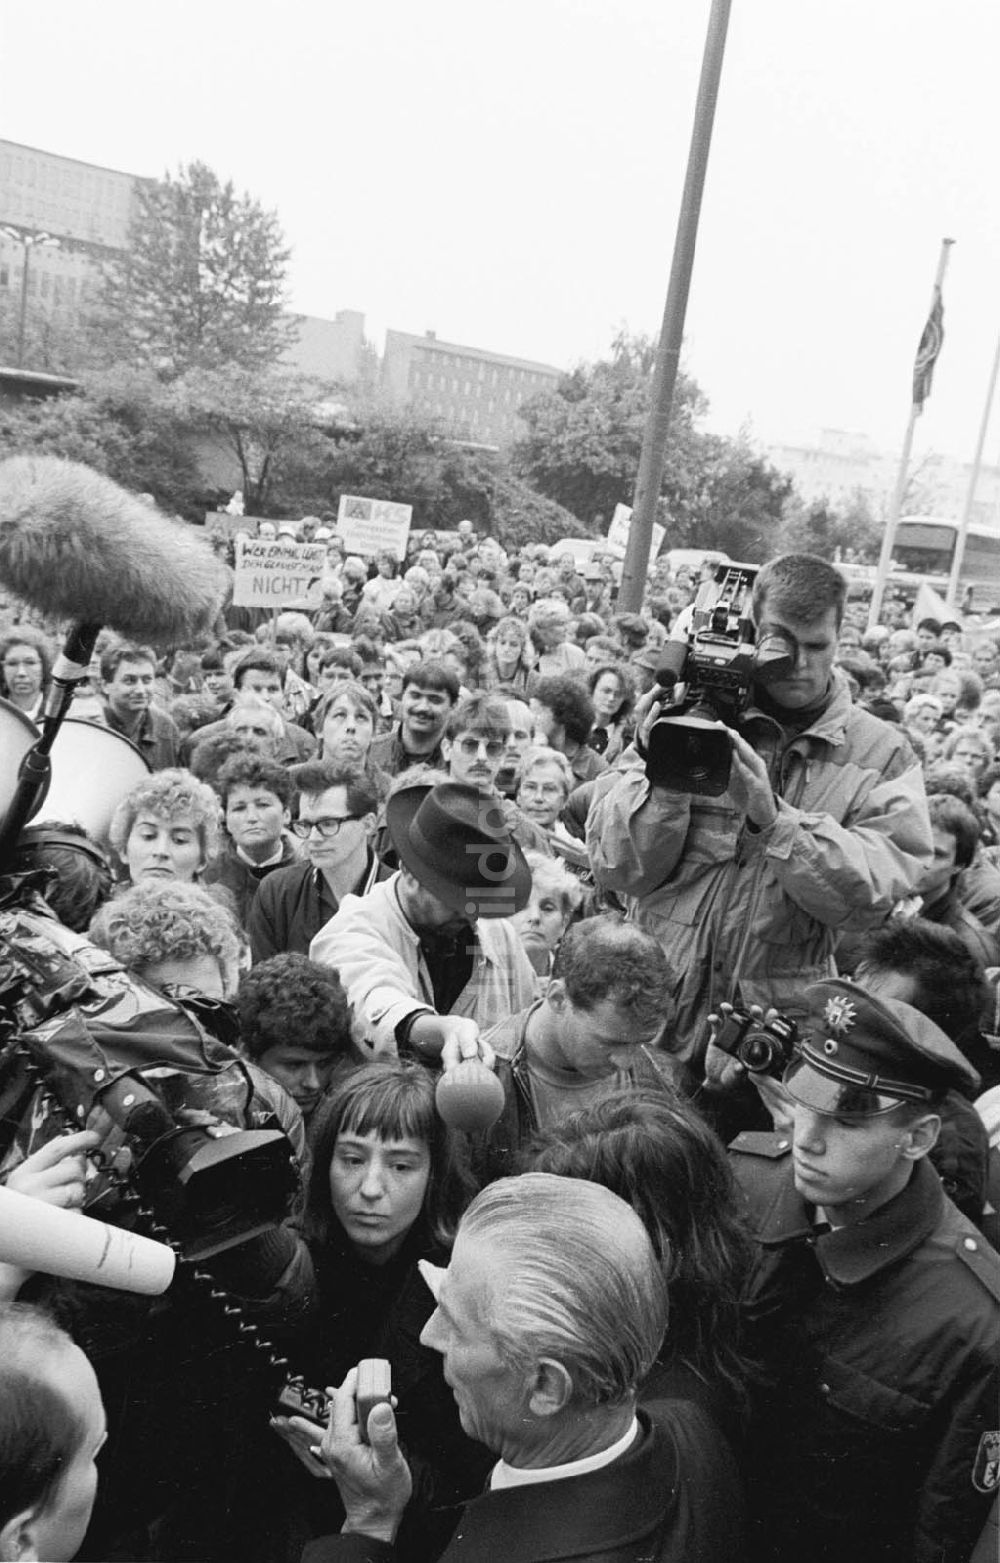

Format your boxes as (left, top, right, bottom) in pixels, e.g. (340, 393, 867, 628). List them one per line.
(824, 995, 857, 1035)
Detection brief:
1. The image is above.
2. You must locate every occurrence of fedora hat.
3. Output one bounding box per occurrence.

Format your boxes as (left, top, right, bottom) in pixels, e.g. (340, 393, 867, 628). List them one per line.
(386, 781, 531, 919)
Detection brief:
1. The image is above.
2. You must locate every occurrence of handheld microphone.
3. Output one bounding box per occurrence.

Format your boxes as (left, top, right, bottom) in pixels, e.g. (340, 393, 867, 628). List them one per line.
(435, 1059, 505, 1132)
(0, 1184, 175, 1295)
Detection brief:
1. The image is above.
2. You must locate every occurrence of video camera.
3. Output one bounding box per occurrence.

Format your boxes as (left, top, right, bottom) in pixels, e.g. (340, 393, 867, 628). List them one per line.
(0, 901, 297, 1263)
(645, 563, 795, 795)
(712, 1005, 799, 1078)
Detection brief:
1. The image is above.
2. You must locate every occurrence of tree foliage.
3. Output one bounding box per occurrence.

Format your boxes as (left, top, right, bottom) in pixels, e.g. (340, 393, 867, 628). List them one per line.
(513, 332, 793, 559)
(777, 487, 883, 562)
(512, 332, 707, 528)
(169, 367, 333, 516)
(0, 286, 94, 377)
(98, 161, 296, 377)
(0, 367, 203, 512)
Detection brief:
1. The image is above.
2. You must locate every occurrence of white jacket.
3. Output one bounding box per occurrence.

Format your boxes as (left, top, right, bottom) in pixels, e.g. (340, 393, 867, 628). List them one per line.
(310, 873, 538, 1055)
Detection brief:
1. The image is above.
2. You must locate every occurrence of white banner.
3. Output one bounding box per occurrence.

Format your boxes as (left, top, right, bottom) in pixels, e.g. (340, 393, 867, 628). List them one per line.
(232, 538, 327, 608)
(608, 502, 665, 559)
(337, 495, 413, 561)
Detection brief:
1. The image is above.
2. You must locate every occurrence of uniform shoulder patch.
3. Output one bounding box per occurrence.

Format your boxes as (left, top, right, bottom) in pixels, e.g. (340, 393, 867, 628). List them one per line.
(955, 1233, 1000, 1307)
(973, 1431, 1000, 1495)
(728, 1130, 793, 1160)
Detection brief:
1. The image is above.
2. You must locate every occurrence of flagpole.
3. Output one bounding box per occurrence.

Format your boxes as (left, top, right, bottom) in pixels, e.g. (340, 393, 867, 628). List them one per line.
(868, 238, 955, 629)
(946, 327, 1000, 611)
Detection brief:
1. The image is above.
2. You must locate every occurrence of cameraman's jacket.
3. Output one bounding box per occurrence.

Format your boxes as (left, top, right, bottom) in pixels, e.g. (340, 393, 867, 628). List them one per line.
(586, 672, 931, 1062)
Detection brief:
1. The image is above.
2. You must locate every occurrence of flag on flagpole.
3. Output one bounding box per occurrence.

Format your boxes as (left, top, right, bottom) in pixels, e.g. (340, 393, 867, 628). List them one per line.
(912, 285, 945, 412)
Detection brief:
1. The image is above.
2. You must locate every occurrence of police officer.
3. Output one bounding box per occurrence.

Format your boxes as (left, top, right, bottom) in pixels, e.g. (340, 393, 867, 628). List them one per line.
(730, 978, 1000, 1563)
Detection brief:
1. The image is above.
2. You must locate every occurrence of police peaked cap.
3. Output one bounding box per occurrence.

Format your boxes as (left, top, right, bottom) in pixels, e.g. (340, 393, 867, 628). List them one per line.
(782, 978, 980, 1118)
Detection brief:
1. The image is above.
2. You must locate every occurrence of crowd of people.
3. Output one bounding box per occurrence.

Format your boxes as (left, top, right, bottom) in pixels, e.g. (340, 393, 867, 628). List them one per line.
(1, 522, 999, 1563)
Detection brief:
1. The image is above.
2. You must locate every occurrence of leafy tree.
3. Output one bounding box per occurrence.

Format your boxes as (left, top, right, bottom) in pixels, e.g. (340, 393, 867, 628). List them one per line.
(170, 367, 334, 516)
(98, 161, 296, 377)
(0, 281, 103, 378)
(274, 404, 580, 542)
(513, 332, 707, 528)
(661, 433, 794, 562)
(777, 487, 883, 562)
(0, 367, 202, 513)
(513, 333, 791, 557)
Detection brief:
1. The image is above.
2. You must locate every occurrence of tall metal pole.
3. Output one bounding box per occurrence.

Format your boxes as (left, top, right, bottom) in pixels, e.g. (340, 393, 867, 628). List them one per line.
(867, 237, 954, 629)
(946, 327, 1000, 610)
(617, 0, 733, 613)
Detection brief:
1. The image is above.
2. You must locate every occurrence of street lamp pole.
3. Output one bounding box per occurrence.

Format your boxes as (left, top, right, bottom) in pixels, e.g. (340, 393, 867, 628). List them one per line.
(0, 227, 59, 368)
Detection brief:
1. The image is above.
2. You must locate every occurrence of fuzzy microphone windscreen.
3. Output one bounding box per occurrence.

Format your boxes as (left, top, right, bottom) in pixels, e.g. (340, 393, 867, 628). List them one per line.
(0, 456, 230, 644)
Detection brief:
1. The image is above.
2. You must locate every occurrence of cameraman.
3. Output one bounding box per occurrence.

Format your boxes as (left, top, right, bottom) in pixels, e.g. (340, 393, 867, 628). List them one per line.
(587, 554, 932, 1076)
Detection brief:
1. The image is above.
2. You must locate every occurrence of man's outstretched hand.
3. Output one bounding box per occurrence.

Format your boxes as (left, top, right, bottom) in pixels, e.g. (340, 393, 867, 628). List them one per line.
(288, 1369, 412, 1544)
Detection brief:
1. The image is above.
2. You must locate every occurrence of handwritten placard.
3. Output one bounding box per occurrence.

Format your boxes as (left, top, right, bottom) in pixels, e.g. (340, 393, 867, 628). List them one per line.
(232, 538, 328, 607)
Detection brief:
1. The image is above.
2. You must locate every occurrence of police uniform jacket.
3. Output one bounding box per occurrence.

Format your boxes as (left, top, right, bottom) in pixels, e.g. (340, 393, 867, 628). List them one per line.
(586, 671, 931, 1062)
(730, 1136, 1000, 1563)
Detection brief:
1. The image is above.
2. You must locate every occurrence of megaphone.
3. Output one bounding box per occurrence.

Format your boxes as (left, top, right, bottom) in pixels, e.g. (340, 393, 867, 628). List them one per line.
(0, 699, 150, 850)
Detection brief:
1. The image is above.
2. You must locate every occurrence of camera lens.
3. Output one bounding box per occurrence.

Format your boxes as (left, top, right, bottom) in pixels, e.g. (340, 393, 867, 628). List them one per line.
(739, 1032, 778, 1073)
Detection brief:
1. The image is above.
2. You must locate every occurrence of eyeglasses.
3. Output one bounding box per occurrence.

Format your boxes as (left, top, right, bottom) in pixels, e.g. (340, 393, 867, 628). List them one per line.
(291, 814, 363, 840)
(453, 736, 506, 760)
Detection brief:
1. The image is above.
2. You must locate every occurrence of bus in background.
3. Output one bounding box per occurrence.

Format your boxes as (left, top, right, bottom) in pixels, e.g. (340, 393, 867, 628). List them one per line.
(889, 515, 1000, 613)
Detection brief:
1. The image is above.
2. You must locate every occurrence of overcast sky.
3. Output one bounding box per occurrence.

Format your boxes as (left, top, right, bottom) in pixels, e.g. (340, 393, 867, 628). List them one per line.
(4, 0, 999, 467)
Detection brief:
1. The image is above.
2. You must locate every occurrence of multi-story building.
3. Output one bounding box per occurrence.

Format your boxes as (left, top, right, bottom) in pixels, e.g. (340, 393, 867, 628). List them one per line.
(767, 426, 1000, 527)
(0, 139, 144, 368)
(0, 139, 371, 384)
(282, 308, 369, 385)
(0, 141, 563, 431)
(381, 327, 562, 448)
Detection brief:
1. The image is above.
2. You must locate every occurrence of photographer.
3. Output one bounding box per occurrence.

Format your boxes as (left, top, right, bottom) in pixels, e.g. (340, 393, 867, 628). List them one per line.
(587, 554, 932, 1074)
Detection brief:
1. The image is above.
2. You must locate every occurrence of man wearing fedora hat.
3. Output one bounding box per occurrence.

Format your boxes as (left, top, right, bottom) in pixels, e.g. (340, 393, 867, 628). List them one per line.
(310, 780, 538, 1068)
(730, 977, 1000, 1563)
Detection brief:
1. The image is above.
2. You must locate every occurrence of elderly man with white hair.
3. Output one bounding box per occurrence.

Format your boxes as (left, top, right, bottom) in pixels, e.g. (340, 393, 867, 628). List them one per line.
(295, 1173, 742, 1563)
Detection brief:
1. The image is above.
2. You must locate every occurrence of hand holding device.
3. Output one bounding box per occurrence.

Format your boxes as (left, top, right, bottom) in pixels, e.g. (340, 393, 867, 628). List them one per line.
(286, 1366, 411, 1541)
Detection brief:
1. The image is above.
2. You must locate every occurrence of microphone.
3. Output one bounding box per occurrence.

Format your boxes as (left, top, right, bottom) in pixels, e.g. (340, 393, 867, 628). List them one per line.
(0, 1184, 175, 1295)
(435, 1060, 505, 1132)
(0, 456, 228, 644)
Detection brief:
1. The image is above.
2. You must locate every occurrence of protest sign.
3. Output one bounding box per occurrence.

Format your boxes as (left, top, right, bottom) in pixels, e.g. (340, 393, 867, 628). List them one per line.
(232, 538, 327, 608)
(608, 502, 665, 559)
(337, 495, 412, 561)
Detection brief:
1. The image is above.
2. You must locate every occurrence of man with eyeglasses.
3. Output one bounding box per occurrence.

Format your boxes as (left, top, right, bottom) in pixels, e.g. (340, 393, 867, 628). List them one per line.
(247, 761, 387, 962)
(443, 694, 548, 854)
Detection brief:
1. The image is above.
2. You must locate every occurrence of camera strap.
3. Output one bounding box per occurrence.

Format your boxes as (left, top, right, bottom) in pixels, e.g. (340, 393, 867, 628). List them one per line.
(722, 847, 770, 1009)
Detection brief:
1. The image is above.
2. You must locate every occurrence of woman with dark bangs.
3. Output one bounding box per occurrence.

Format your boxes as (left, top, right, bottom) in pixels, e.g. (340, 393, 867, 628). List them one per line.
(270, 1060, 489, 1561)
(525, 1086, 756, 1447)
